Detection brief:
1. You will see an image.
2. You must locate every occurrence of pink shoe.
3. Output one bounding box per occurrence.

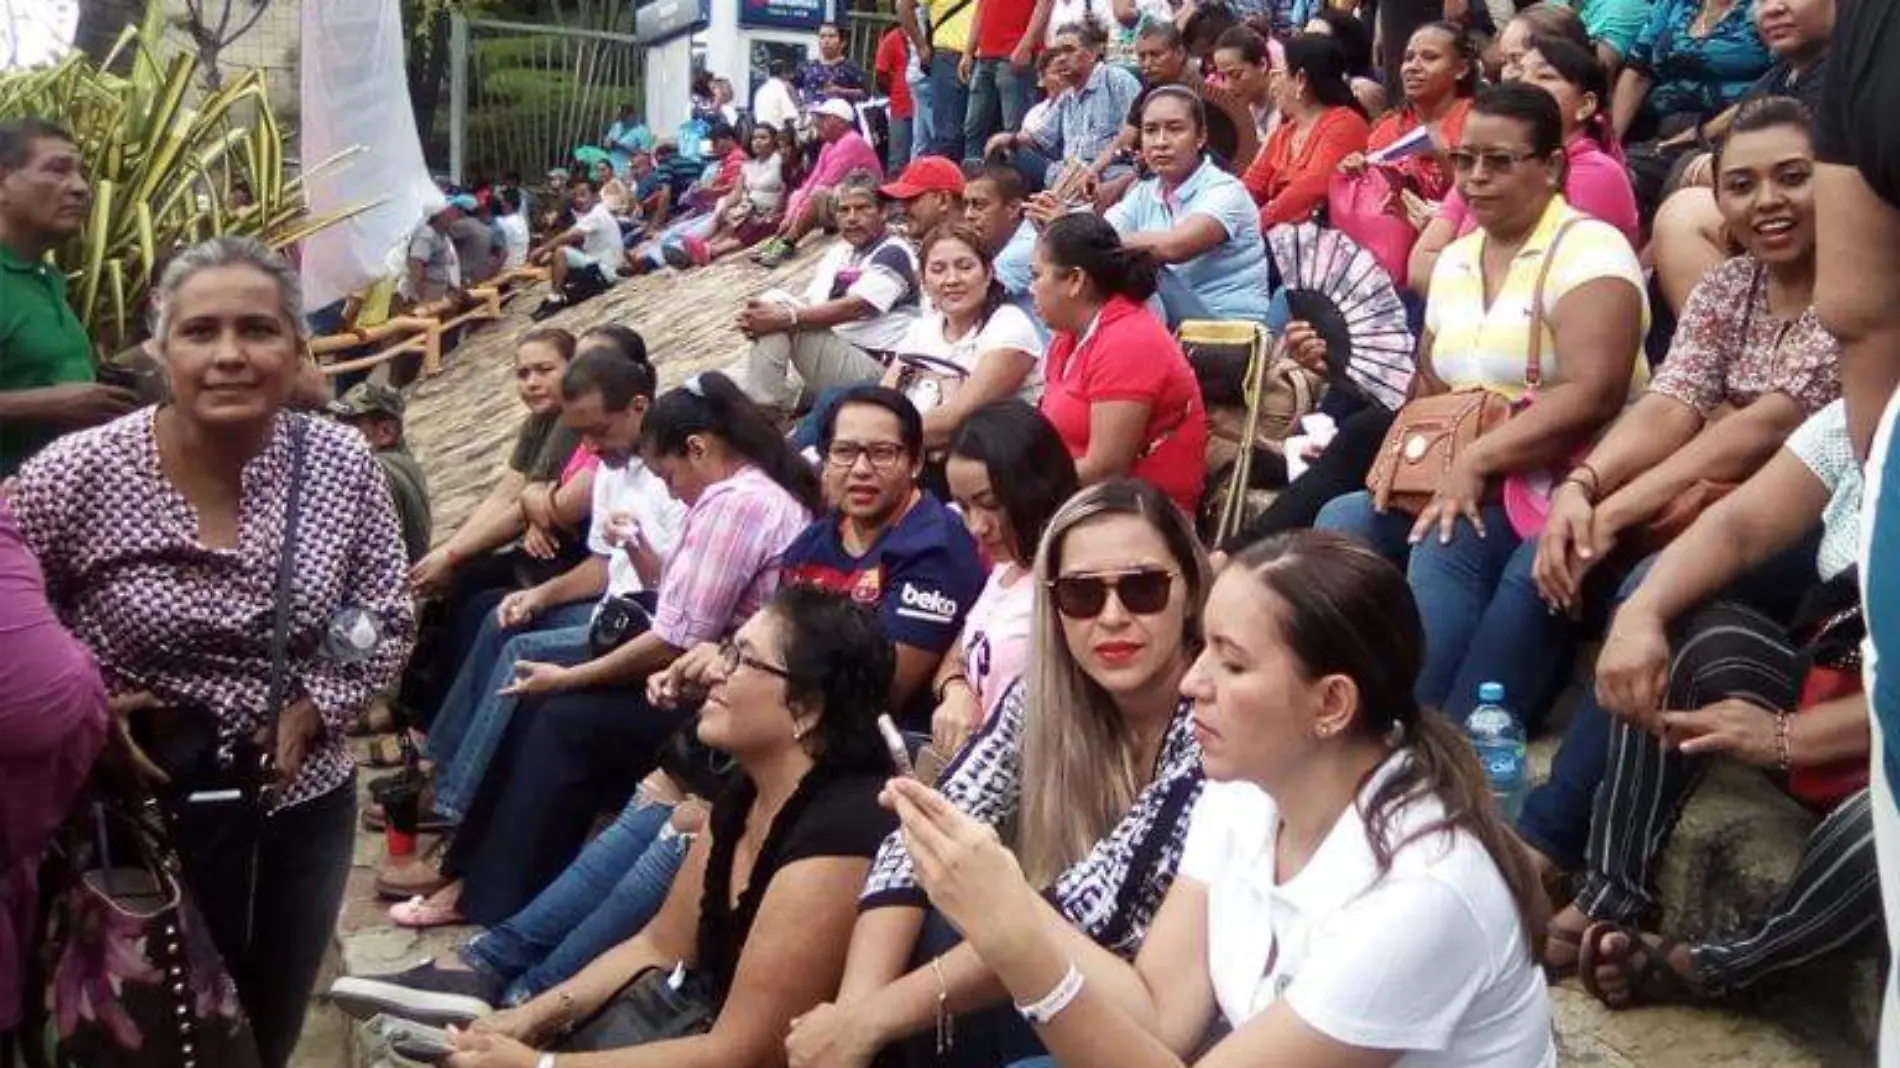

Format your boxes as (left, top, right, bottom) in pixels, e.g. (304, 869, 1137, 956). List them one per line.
(389, 895, 465, 929)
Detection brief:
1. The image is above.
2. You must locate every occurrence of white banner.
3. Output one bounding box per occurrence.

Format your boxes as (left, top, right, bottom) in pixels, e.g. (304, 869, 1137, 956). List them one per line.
(298, 0, 438, 312)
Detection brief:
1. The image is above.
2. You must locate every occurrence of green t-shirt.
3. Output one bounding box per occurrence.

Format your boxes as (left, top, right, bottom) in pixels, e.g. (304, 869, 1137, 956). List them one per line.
(507, 410, 581, 482)
(0, 246, 95, 475)
(376, 444, 435, 562)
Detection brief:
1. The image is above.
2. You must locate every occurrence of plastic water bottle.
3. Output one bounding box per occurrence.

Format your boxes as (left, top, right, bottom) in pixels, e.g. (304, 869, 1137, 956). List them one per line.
(1467, 682, 1529, 822)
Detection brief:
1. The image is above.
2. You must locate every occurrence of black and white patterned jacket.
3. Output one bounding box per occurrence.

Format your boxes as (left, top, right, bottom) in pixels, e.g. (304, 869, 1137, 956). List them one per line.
(859, 681, 1204, 957)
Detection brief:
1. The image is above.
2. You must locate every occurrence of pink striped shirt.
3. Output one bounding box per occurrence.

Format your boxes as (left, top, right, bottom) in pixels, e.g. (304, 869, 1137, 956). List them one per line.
(783, 131, 883, 225)
(651, 465, 813, 649)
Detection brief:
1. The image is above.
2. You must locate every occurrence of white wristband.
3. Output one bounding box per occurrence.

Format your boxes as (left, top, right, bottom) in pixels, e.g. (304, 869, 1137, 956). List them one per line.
(537, 1053, 558, 1068)
(1014, 962, 1084, 1025)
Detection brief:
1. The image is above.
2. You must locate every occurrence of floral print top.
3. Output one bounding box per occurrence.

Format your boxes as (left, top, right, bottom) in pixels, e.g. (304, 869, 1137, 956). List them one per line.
(10, 408, 416, 810)
(1627, 0, 1773, 128)
(1649, 255, 1842, 419)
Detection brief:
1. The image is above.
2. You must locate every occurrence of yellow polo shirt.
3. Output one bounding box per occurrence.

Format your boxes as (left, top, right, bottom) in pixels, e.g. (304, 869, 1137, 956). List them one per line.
(1424, 196, 1649, 401)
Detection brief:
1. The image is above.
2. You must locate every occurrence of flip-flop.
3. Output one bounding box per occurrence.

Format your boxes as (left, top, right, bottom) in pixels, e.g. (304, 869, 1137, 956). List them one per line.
(389, 895, 465, 929)
(1578, 921, 1699, 1010)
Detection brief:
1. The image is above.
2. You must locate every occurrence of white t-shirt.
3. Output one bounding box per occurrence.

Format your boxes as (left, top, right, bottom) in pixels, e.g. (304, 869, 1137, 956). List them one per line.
(1786, 400, 1862, 581)
(497, 214, 530, 269)
(754, 77, 801, 130)
(803, 233, 923, 352)
(892, 303, 1045, 409)
(1179, 763, 1555, 1068)
(573, 202, 626, 269)
(587, 457, 688, 600)
(742, 153, 787, 215)
(959, 564, 1036, 723)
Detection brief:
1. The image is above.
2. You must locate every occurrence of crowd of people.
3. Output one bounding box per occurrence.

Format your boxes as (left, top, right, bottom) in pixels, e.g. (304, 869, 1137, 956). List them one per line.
(7, 0, 1900, 1063)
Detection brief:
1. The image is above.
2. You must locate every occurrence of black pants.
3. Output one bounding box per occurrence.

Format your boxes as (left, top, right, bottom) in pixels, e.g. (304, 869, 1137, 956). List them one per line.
(1574, 603, 1880, 992)
(169, 781, 356, 1068)
(1225, 405, 1395, 552)
(445, 686, 689, 925)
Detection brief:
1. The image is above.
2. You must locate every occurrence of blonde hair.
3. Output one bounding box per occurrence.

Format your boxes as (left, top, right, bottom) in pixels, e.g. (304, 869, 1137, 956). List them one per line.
(1016, 479, 1210, 886)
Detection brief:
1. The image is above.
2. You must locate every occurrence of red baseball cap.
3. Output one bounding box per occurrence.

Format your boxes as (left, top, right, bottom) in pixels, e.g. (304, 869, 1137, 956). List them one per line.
(880, 156, 965, 200)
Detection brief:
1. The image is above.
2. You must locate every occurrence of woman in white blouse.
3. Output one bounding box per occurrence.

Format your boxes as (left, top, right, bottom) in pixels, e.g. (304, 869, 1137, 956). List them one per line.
(881, 224, 1043, 453)
(888, 529, 1556, 1068)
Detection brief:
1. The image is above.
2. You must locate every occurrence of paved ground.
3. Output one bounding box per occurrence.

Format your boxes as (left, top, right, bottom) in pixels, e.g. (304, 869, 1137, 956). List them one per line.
(294, 249, 1872, 1068)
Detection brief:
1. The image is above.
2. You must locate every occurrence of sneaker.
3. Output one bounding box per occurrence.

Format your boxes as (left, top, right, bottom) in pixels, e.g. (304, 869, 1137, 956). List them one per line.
(530, 297, 566, 322)
(756, 238, 796, 269)
(329, 960, 500, 1026)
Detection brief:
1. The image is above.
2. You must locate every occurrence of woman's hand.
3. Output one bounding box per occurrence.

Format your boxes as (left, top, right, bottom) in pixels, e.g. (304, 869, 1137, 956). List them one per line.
(1597, 608, 1672, 733)
(1280, 320, 1329, 376)
(410, 546, 458, 595)
(445, 1026, 540, 1068)
(786, 1000, 883, 1068)
(1407, 455, 1488, 545)
(1660, 699, 1781, 765)
(500, 660, 575, 698)
(1534, 481, 1597, 615)
(1337, 152, 1368, 175)
(521, 523, 562, 561)
(931, 683, 982, 758)
(1024, 191, 1066, 227)
(269, 697, 324, 787)
(887, 777, 1040, 958)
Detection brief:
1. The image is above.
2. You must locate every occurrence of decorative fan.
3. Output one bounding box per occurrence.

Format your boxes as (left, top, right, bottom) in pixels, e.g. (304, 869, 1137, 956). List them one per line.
(1267, 223, 1417, 411)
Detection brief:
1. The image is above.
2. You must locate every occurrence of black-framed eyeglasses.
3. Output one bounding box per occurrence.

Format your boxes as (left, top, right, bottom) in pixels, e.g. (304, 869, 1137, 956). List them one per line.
(1047, 567, 1177, 619)
(1448, 149, 1543, 176)
(825, 440, 908, 471)
(720, 639, 792, 680)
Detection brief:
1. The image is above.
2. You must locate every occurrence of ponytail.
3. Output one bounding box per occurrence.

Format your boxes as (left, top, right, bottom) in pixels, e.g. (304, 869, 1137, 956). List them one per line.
(1038, 213, 1161, 304)
(643, 371, 823, 513)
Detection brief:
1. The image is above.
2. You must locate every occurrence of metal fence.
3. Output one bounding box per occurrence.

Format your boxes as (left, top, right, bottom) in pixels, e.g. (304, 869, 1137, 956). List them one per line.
(448, 11, 645, 185)
(845, 10, 900, 76)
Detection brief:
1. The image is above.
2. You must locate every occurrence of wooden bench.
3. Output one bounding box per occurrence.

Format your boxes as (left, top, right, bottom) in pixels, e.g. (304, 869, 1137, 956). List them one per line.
(310, 279, 531, 379)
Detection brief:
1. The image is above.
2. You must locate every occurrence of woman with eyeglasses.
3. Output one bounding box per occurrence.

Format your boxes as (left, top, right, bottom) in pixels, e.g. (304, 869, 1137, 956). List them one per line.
(1316, 83, 1648, 727)
(436, 586, 900, 1068)
(1030, 214, 1207, 514)
(880, 530, 1555, 1068)
(786, 478, 1209, 1068)
(1411, 34, 1641, 294)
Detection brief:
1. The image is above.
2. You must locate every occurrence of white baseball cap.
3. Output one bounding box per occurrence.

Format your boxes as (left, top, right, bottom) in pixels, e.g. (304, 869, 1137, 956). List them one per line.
(810, 98, 857, 123)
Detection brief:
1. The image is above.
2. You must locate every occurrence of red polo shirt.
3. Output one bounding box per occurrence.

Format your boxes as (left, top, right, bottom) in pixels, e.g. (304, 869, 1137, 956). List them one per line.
(975, 0, 1038, 58)
(1039, 296, 1207, 513)
(875, 28, 915, 119)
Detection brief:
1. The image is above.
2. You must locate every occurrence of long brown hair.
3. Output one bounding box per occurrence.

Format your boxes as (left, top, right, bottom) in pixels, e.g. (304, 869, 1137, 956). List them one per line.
(1231, 530, 1548, 959)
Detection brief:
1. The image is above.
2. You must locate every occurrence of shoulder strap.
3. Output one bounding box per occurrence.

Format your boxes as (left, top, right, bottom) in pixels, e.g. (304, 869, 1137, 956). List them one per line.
(258, 415, 310, 793)
(1525, 216, 1583, 390)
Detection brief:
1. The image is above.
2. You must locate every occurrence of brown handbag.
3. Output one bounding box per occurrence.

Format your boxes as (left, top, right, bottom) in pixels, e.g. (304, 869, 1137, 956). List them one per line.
(1366, 218, 1580, 515)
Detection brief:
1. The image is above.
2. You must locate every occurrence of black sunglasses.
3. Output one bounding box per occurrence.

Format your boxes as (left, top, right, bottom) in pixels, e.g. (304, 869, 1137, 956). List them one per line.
(1047, 568, 1177, 619)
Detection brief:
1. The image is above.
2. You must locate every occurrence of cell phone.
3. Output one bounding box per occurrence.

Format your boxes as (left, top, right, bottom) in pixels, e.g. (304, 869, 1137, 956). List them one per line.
(877, 714, 917, 779)
(365, 1015, 455, 1064)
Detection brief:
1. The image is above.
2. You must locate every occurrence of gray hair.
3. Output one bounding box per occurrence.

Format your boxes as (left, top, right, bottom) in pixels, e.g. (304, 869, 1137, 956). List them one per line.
(150, 235, 308, 343)
(835, 168, 885, 207)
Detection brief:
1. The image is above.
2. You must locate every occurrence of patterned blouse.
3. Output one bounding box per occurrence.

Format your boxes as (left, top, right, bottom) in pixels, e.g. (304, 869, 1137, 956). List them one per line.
(1627, 0, 1773, 129)
(1648, 255, 1841, 418)
(10, 409, 416, 811)
(860, 683, 1205, 957)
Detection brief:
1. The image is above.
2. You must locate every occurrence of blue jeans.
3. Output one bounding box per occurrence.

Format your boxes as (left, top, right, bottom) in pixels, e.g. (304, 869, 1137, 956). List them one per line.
(963, 58, 1035, 160)
(1516, 533, 1822, 869)
(886, 117, 914, 173)
(909, 71, 935, 162)
(926, 51, 969, 160)
(1314, 492, 1542, 717)
(426, 599, 598, 820)
(459, 796, 689, 1005)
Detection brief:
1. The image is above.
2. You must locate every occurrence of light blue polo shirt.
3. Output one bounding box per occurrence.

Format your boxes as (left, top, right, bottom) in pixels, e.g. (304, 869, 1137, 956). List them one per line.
(1106, 157, 1272, 325)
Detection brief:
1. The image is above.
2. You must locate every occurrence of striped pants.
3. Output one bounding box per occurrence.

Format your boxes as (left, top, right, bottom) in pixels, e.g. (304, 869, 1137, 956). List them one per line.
(1573, 601, 1880, 993)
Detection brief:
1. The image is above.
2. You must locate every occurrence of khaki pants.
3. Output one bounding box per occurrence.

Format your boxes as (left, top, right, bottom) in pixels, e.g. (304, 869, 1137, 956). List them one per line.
(742, 328, 886, 411)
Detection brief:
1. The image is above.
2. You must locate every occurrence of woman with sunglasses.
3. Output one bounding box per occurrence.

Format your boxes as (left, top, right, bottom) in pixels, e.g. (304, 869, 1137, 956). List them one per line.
(1411, 34, 1640, 294)
(882, 530, 1554, 1068)
(438, 586, 900, 1068)
(786, 478, 1209, 1068)
(1316, 83, 1647, 728)
(1030, 214, 1207, 514)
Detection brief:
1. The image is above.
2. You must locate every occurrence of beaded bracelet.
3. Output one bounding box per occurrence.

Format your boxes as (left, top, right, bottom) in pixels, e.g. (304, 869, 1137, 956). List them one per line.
(1774, 712, 1792, 772)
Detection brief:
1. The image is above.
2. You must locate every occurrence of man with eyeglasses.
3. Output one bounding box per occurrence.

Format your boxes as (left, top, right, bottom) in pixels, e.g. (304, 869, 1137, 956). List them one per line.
(780, 385, 985, 726)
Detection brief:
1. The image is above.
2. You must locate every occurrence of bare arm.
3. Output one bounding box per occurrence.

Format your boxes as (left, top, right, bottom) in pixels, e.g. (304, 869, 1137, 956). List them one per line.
(551, 466, 595, 531)
(1610, 68, 1651, 142)
(1407, 217, 1456, 295)
(891, 644, 947, 711)
(920, 349, 1037, 449)
(1119, 214, 1229, 266)
(1813, 162, 1900, 458)
(1597, 392, 1807, 534)
(559, 628, 685, 690)
(528, 555, 611, 612)
(1075, 400, 1156, 485)
(566, 857, 877, 1068)
(1620, 446, 1831, 627)
(444, 468, 532, 559)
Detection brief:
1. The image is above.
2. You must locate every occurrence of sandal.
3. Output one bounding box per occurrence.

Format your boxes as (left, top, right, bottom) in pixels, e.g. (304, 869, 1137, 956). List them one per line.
(389, 894, 465, 929)
(1578, 921, 1700, 1010)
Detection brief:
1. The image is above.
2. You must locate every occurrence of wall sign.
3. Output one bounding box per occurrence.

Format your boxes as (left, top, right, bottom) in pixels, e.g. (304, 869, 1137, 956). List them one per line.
(739, 0, 829, 31)
(636, 0, 710, 45)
